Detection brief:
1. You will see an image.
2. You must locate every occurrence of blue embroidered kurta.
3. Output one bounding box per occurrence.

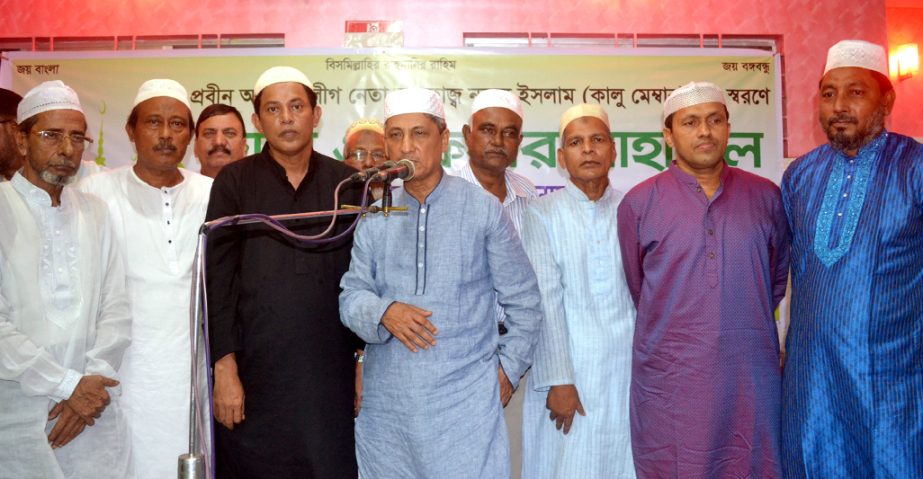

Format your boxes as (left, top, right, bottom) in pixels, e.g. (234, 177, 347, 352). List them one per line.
(339, 174, 542, 478)
(781, 131, 923, 478)
(520, 181, 636, 479)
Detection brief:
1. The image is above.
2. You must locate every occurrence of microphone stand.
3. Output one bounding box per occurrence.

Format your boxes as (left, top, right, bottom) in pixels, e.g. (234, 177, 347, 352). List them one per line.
(179, 202, 379, 479)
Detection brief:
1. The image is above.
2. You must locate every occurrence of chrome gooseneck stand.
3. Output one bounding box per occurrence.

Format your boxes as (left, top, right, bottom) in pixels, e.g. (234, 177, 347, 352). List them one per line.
(178, 175, 403, 479)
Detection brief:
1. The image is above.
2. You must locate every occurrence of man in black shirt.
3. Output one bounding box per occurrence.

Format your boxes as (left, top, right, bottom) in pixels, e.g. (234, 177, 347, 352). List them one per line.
(205, 66, 361, 478)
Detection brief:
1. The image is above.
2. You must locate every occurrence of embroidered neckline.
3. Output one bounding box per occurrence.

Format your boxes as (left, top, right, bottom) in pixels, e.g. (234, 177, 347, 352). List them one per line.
(812, 132, 887, 266)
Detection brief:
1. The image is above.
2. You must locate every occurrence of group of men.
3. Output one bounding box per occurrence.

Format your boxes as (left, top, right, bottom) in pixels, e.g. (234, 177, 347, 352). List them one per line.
(0, 37, 919, 479)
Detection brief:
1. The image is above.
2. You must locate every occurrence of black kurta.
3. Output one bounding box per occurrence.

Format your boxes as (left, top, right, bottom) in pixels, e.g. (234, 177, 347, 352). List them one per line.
(205, 146, 362, 479)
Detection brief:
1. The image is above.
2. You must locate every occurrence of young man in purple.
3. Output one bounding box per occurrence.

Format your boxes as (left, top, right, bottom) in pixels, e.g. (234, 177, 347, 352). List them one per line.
(617, 82, 789, 478)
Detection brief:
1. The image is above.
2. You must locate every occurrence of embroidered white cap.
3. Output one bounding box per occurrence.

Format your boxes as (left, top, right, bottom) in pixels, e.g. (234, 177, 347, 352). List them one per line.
(384, 87, 445, 121)
(471, 89, 524, 120)
(559, 103, 610, 137)
(17, 80, 84, 123)
(133, 79, 191, 109)
(345, 118, 385, 140)
(823, 39, 889, 77)
(662, 81, 726, 123)
(253, 66, 313, 97)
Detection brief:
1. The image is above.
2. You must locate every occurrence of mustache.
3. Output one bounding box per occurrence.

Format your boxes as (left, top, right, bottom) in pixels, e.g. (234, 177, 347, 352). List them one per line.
(827, 114, 858, 126)
(154, 142, 177, 153)
(484, 149, 508, 157)
(208, 145, 232, 156)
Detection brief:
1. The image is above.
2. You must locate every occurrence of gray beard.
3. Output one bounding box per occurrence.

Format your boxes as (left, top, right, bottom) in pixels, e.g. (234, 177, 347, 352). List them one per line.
(40, 168, 76, 186)
(825, 106, 887, 154)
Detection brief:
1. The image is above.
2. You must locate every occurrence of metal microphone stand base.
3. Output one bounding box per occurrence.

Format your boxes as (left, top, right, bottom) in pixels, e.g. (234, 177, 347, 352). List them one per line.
(178, 453, 205, 479)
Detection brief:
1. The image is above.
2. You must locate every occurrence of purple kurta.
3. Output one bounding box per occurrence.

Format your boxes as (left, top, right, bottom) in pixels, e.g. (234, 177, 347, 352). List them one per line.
(616, 162, 789, 478)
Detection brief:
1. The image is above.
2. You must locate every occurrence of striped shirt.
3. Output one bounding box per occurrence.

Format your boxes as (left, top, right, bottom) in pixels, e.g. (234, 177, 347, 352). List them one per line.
(452, 161, 537, 325)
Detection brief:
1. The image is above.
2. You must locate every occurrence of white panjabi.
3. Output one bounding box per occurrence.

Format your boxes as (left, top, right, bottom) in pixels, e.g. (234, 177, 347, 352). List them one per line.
(559, 103, 610, 137)
(253, 66, 313, 97)
(132, 79, 191, 109)
(471, 89, 524, 120)
(662, 81, 726, 122)
(823, 39, 889, 77)
(16, 80, 84, 123)
(383, 87, 445, 121)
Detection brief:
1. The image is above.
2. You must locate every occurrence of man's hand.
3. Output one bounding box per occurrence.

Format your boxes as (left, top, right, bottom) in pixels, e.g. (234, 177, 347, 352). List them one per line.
(47, 401, 89, 449)
(354, 350, 364, 418)
(67, 375, 119, 424)
(380, 302, 437, 352)
(498, 367, 514, 407)
(546, 384, 585, 435)
(213, 353, 245, 430)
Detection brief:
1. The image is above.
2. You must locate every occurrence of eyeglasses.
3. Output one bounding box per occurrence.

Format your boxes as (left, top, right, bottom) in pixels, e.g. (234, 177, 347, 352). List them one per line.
(346, 149, 387, 162)
(32, 130, 94, 149)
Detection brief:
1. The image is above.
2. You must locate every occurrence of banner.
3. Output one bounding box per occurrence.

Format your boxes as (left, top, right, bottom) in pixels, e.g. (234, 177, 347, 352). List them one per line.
(3, 48, 783, 192)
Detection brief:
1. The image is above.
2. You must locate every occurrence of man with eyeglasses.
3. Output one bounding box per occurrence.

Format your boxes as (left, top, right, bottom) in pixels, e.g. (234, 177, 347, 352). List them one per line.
(0, 88, 25, 181)
(78, 79, 212, 479)
(0, 80, 132, 478)
(343, 118, 388, 201)
(454, 88, 536, 478)
(194, 103, 248, 179)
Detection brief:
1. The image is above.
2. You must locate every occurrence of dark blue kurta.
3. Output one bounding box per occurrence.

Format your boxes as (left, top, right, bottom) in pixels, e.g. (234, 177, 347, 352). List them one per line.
(781, 131, 923, 478)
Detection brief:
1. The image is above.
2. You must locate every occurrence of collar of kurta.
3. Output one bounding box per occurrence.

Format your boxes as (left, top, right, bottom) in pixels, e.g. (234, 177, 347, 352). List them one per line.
(667, 159, 732, 188)
(259, 143, 322, 194)
(564, 178, 613, 204)
(128, 164, 188, 192)
(10, 171, 66, 209)
(829, 129, 888, 162)
(459, 160, 533, 206)
(400, 169, 450, 206)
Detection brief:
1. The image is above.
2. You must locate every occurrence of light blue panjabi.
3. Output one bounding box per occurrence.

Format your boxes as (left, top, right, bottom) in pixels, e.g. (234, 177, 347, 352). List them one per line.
(520, 181, 636, 479)
(339, 174, 542, 478)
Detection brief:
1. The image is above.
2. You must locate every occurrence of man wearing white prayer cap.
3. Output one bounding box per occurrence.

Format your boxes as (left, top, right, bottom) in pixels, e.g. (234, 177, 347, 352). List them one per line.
(340, 87, 542, 478)
(519, 103, 636, 478)
(781, 39, 923, 478)
(343, 118, 388, 201)
(205, 65, 362, 478)
(0, 80, 132, 478)
(77, 78, 212, 479)
(617, 81, 790, 477)
(454, 90, 535, 476)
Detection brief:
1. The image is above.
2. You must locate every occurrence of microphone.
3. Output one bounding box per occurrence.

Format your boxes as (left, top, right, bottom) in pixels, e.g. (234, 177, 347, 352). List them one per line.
(371, 159, 415, 182)
(348, 160, 396, 183)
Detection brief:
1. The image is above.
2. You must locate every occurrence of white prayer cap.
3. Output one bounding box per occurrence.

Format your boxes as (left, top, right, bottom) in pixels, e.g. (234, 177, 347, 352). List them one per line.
(345, 118, 385, 140)
(559, 103, 610, 137)
(384, 87, 445, 121)
(253, 66, 313, 97)
(471, 89, 524, 120)
(823, 39, 888, 77)
(662, 81, 726, 122)
(133, 79, 191, 110)
(17, 80, 84, 123)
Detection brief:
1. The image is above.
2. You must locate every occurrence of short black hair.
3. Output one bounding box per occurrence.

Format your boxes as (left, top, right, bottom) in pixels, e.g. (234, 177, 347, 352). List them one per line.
(195, 103, 246, 136)
(253, 84, 317, 114)
(0, 88, 22, 119)
(664, 105, 730, 130)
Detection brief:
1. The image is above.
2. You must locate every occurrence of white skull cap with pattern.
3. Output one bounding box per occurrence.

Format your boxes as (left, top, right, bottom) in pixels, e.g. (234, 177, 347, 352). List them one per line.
(823, 40, 888, 77)
(471, 89, 524, 120)
(132, 79, 191, 110)
(17, 80, 84, 123)
(559, 103, 610, 137)
(662, 82, 726, 122)
(384, 87, 445, 121)
(345, 118, 385, 140)
(253, 66, 313, 97)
